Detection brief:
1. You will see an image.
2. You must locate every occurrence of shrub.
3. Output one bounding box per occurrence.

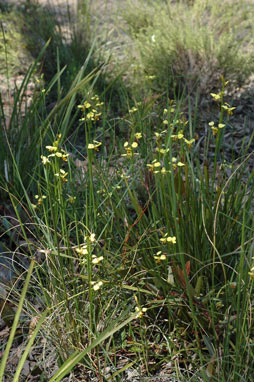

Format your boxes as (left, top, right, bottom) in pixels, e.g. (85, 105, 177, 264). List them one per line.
(121, 0, 254, 96)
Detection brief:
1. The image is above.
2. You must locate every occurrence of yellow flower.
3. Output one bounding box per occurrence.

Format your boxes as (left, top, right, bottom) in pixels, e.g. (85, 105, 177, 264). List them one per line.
(209, 121, 225, 133)
(48, 152, 62, 158)
(167, 236, 176, 244)
(171, 131, 184, 140)
(67, 195, 76, 204)
(248, 270, 254, 280)
(46, 145, 57, 152)
(88, 140, 102, 151)
(89, 233, 96, 242)
(84, 101, 91, 109)
(209, 121, 218, 135)
(61, 154, 69, 162)
(154, 251, 167, 263)
(129, 107, 138, 113)
(48, 151, 69, 161)
(169, 158, 184, 170)
(120, 172, 130, 179)
(121, 149, 134, 158)
(87, 111, 94, 120)
(134, 306, 147, 319)
(222, 103, 236, 115)
(76, 245, 88, 255)
(160, 233, 176, 244)
(156, 147, 169, 154)
(210, 92, 223, 101)
(91, 281, 103, 291)
(41, 155, 49, 165)
(249, 260, 254, 280)
(147, 160, 161, 173)
(92, 255, 103, 265)
(122, 141, 138, 158)
(184, 138, 195, 146)
(56, 152, 64, 157)
(210, 93, 220, 101)
(77, 101, 92, 112)
(35, 195, 46, 205)
(134, 132, 142, 140)
(161, 167, 170, 175)
(54, 169, 68, 182)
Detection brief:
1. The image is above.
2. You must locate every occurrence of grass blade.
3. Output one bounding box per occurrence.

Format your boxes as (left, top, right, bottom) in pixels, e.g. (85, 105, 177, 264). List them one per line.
(0, 259, 35, 380)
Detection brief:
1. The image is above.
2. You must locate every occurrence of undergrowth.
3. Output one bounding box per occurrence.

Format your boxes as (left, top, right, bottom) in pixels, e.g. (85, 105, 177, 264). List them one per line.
(0, 4, 33, 78)
(120, 0, 254, 97)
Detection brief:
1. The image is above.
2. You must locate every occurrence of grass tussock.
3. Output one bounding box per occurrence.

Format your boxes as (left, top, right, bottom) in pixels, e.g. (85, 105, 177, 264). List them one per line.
(121, 0, 254, 96)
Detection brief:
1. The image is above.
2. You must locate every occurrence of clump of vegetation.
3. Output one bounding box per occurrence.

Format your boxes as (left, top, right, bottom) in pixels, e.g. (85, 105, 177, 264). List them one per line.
(121, 0, 254, 96)
(0, 5, 33, 77)
(1, 1, 254, 381)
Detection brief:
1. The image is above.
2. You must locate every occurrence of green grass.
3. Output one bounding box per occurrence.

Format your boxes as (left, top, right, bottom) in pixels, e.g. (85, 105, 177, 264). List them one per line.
(119, 0, 254, 97)
(1, 1, 254, 381)
(0, 5, 34, 78)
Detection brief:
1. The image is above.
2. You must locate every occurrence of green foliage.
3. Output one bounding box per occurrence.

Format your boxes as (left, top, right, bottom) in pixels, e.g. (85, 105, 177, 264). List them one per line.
(0, 7, 33, 77)
(1, 1, 254, 381)
(2, 70, 254, 380)
(121, 0, 254, 95)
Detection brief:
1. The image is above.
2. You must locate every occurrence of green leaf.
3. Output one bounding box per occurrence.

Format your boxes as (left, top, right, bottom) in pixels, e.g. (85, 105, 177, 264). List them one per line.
(0, 259, 35, 380)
